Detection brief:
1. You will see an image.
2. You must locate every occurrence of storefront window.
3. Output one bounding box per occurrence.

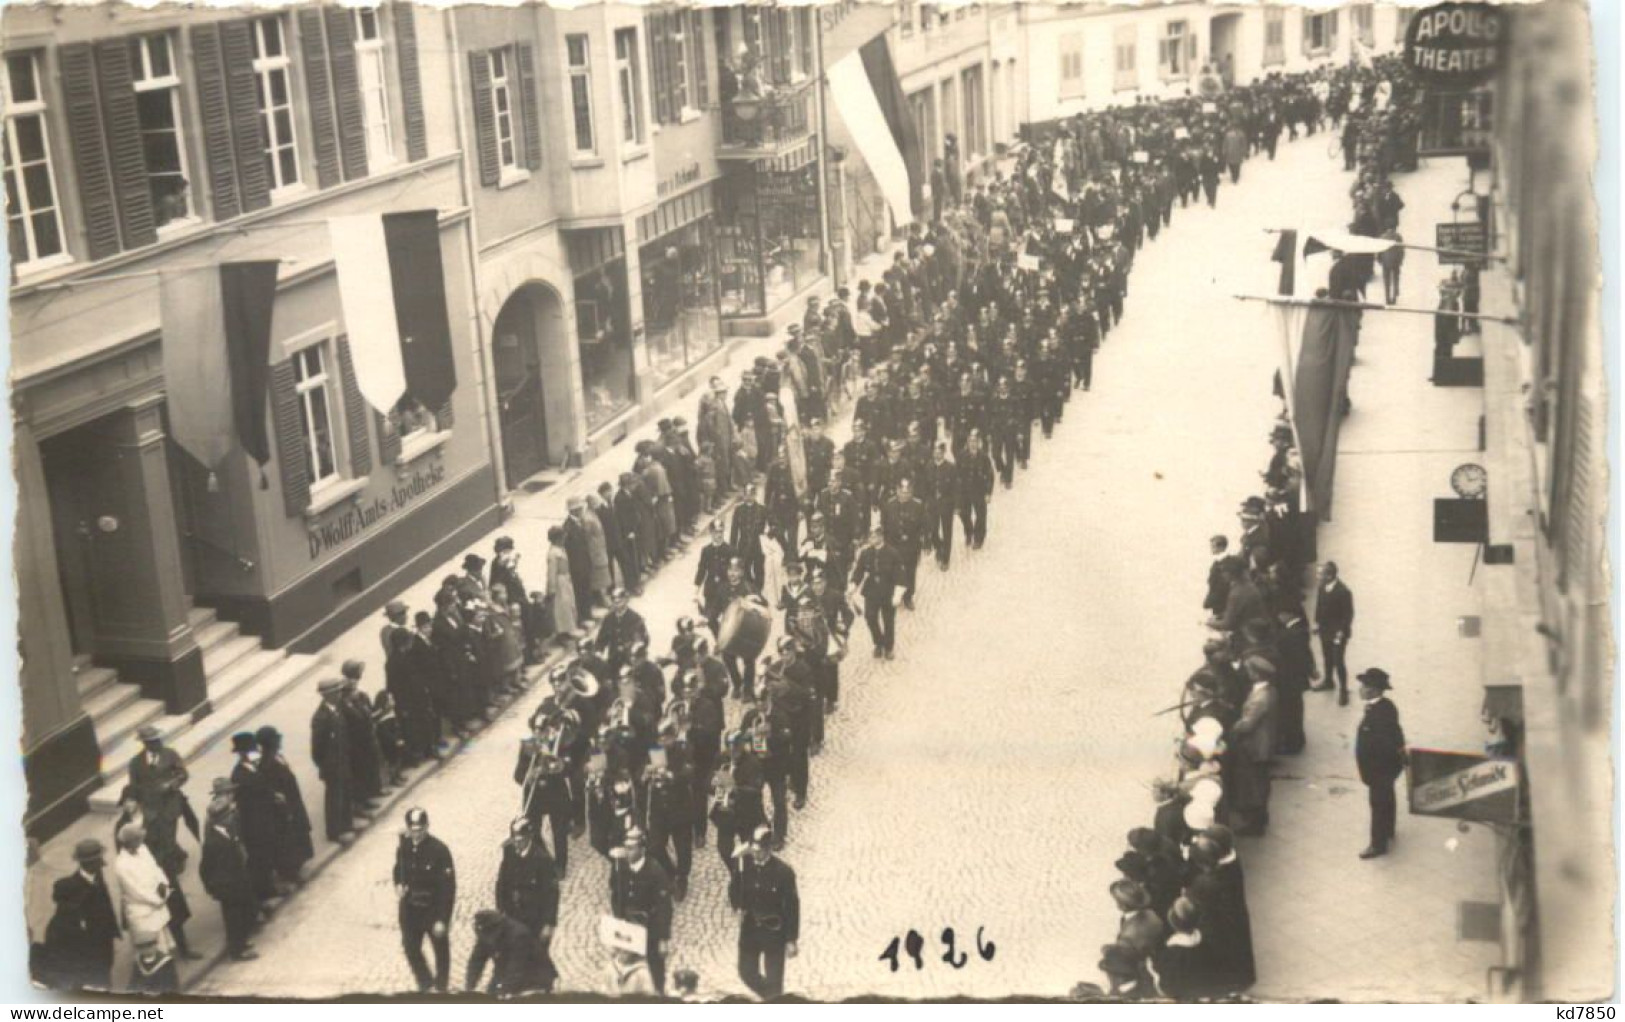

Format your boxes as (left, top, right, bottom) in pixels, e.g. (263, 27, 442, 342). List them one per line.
(573, 259, 634, 433)
(717, 158, 823, 318)
(643, 218, 722, 391)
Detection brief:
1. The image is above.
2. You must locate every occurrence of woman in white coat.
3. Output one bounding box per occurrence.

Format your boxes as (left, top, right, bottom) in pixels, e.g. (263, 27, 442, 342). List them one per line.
(113, 823, 172, 951)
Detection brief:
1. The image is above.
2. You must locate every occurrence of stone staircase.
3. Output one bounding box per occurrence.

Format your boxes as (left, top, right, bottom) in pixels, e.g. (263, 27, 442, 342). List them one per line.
(83, 604, 327, 814)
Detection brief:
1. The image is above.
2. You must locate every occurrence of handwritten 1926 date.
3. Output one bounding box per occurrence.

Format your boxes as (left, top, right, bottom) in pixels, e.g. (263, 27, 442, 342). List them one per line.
(879, 927, 996, 972)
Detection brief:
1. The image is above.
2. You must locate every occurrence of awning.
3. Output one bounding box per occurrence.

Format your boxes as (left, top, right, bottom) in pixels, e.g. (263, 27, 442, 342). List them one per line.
(636, 184, 715, 247)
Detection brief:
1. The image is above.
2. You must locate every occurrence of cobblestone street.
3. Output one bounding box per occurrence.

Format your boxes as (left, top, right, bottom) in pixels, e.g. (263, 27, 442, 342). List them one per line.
(186, 132, 1495, 1001)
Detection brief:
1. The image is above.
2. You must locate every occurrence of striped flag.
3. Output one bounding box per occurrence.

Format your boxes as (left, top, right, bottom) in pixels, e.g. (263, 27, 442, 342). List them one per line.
(827, 35, 922, 228)
(1266, 229, 1371, 520)
(329, 209, 456, 414)
(159, 261, 280, 484)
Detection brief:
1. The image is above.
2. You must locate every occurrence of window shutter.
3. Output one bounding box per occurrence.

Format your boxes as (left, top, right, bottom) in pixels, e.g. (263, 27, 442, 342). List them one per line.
(1328, 12, 1340, 51)
(59, 43, 122, 261)
(336, 337, 374, 477)
(297, 8, 342, 189)
(516, 43, 542, 171)
(269, 359, 311, 515)
(437, 399, 455, 430)
(392, 2, 428, 161)
(1301, 14, 1312, 56)
(190, 24, 243, 221)
(1187, 32, 1198, 63)
(377, 410, 402, 464)
(468, 51, 499, 186)
(691, 10, 709, 107)
(770, 10, 790, 85)
(93, 40, 158, 251)
(221, 20, 272, 213)
(325, 8, 369, 180)
(648, 15, 670, 125)
(797, 10, 814, 79)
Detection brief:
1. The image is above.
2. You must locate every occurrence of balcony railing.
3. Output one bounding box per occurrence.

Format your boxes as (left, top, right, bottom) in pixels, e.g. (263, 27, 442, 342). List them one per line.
(720, 79, 813, 152)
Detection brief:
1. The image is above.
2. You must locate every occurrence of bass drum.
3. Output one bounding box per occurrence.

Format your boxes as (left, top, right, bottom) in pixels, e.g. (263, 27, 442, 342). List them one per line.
(717, 595, 772, 662)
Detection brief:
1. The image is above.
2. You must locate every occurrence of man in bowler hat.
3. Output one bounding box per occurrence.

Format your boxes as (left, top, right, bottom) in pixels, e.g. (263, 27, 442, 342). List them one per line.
(1354, 668, 1407, 859)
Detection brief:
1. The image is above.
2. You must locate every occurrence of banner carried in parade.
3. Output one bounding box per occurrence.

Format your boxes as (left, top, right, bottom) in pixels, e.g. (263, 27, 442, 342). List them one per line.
(828, 36, 921, 227)
(330, 209, 457, 413)
(159, 261, 280, 479)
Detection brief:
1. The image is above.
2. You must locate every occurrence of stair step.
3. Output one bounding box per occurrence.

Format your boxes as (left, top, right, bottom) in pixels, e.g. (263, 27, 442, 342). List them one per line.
(187, 606, 217, 630)
(88, 715, 191, 813)
(172, 654, 326, 762)
(94, 697, 168, 756)
(191, 619, 238, 654)
(75, 666, 121, 702)
(202, 634, 261, 678)
(82, 681, 143, 723)
(202, 649, 282, 712)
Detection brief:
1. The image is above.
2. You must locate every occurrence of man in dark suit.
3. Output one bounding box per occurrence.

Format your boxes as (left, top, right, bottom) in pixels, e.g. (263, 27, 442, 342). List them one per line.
(1203, 535, 1237, 613)
(612, 475, 646, 594)
(922, 442, 959, 568)
(38, 839, 120, 990)
(127, 726, 194, 858)
(1355, 668, 1406, 859)
(310, 679, 355, 842)
(958, 431, 995, 550)
(562, 499, 595, 626)
(1314, 561, 1355, 705)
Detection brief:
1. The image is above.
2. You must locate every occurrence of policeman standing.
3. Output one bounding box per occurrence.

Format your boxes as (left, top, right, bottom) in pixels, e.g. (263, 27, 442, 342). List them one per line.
(494, 818, 558, 981)
(736, 824, 801, 999)
(394, 807, 456, 993)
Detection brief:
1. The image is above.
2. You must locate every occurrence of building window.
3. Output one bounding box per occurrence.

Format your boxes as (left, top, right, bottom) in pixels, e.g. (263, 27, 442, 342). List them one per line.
(488, 48, 518, 172)
(1352, 4, 1376, 46)
(1305, 11, 1334, 53)
(390, 394, 437, 442)
(293, 344, 340, 488)
(252, 16, 302, 194)
(920, 4, 933, 34)
(1264, 8, 1286, 66)
(961, 64, 985, 158)
(1059, 32, 1085, 99)
(899, 1, 915, 37)
(1159, 20, 1189, 79)
(1113, 24, 1137, 91)
(615, 28, 645, 145)
(353, 8, 395, 168)
(2, 52, 65, 269)
(566, 34, 595, 154)
(128, 33, 193, 229)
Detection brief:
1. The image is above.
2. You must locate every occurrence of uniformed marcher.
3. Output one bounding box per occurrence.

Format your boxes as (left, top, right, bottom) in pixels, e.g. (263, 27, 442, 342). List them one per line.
(394, 807, 456, 993)
(1354, 668, 1406, 859)
(515, 712, 575, 877)
(608, 828, 674, 994)
(710, 731, 768, 907)
(736, 824, 801, 999)
(495, 817, 559, 950)
(850, 524, 903, 659)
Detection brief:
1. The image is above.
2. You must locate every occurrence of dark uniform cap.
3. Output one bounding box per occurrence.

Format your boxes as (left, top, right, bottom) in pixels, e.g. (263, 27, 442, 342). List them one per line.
(404, 807, 430, 827)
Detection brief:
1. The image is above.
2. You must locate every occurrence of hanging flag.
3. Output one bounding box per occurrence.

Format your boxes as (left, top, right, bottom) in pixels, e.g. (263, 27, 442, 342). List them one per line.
(330, 209, 456, 413)
(828, 35, 922, 227)
(1291, 305, 1360, 519)
(160, 261, 279, 482)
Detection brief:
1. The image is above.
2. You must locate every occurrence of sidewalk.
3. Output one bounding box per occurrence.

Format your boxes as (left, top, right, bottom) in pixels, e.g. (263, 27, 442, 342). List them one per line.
(24, 243, 904, 994)
(1244, 151, 1502, 1000)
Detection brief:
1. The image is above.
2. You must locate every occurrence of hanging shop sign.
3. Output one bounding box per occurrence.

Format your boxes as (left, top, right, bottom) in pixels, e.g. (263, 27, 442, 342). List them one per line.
(1403, 3, 1508, 89)
(1406, 748, 1521, 824)
(1435, 221, 1488, 265)
(308, 461, 447, 559)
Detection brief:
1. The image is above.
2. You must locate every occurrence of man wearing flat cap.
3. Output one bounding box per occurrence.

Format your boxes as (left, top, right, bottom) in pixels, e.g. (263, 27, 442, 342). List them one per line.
(1355, 668, 1406, 859)
(311, 678, 356, 842)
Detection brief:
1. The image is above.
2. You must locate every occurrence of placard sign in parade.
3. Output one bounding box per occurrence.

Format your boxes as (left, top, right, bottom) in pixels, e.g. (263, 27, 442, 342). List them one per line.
(1403, 3, 1508, 88)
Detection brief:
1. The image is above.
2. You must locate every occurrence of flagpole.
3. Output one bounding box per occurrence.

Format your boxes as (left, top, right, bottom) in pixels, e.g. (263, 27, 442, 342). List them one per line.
(1260, 226, 1503, 264)
(25, 258, 300, 293)
(1232, 292, 1519, 325)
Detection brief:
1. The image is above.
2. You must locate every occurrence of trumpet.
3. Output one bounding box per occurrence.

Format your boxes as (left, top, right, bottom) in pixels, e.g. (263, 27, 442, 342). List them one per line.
(659, 696, 691, 741)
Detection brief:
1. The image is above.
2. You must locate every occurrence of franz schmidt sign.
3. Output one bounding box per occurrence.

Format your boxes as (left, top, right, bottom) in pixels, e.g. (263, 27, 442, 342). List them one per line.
(1406, 747, 1521, 825)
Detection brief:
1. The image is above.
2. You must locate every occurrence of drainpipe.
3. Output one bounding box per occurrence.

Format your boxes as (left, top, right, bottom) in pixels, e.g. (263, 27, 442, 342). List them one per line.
(444, 10, 511, 507)
(813, 11, 833, 281)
